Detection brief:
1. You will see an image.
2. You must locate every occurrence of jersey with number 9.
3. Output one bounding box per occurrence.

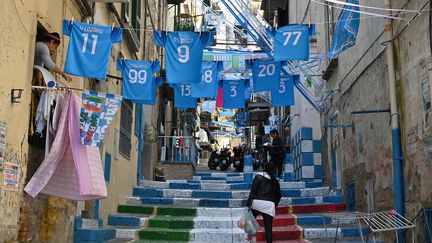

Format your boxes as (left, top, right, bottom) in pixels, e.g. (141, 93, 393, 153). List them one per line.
(62, 20, 123, 78)
(154, 31, 213, 84)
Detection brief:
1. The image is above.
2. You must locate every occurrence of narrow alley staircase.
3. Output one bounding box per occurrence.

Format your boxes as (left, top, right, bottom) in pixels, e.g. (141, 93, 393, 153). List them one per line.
(101, 170, 374, 243)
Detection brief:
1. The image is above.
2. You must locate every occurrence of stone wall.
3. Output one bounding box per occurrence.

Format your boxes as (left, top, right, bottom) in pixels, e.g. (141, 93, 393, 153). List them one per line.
(160, 163, 194, 180)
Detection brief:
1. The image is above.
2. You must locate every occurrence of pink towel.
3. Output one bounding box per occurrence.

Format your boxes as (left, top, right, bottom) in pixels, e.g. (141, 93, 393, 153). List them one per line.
(25, 91, 107, 200)
(216, 87, 223, 108)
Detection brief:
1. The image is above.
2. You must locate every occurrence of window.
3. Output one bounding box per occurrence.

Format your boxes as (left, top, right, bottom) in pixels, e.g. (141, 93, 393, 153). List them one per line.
(119, 100, 133, 159)
(123, 0, 141, 41)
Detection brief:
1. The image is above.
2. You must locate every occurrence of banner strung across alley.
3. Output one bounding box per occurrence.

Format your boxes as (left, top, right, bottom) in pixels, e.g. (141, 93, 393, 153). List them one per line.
(80, 90, 122, 146)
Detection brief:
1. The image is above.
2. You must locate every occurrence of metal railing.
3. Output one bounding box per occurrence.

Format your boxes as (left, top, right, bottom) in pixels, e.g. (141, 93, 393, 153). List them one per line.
(159, 136, 197, 165)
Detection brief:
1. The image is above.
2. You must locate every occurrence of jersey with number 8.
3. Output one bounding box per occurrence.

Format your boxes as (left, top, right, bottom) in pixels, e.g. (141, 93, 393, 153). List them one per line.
(63, 20, 123, 78)
(154, 31, 213, 84)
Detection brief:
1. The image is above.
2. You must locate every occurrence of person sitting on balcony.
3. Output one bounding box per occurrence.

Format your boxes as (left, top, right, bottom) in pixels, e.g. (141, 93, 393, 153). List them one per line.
(34, 32, 71, 86)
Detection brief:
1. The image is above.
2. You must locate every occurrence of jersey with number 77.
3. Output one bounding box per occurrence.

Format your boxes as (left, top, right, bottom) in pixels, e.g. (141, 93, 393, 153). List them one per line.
(62, 20, 123, 79)
(154, 31, 213, 84)
(267, 24, 314, 61)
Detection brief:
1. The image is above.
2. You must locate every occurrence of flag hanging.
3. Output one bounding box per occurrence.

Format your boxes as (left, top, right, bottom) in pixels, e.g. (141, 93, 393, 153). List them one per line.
(328, 0, 360, 58)
(80, 90, 122, 146)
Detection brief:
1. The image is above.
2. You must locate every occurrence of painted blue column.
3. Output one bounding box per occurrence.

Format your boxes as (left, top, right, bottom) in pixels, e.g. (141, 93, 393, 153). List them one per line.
(283, 154, 294, 182)
(393, 127, 405, 242)
(244, 155, 253, 184)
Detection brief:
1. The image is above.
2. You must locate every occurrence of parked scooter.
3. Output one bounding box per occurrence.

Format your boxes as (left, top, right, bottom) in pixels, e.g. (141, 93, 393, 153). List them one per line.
(218, 147, 232, 171)
(233, 144, 245, 172)
(208, 149, 220, 170)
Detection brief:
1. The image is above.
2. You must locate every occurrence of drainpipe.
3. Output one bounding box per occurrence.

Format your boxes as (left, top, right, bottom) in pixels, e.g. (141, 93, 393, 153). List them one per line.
(384, 0, 405, 241)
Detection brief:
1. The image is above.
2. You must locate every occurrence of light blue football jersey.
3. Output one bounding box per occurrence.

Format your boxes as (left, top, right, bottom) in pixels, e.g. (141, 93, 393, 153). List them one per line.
(271, 75, 298, 107)
(172, 84, 197, 109)
(268, 24, 313, 61)
(117, 60, 160, 104)
(222, 80, 245, 109)
(63, 20, 123, 78)
(249, 59, 282, 92)
(154, 31, 213, 84)
(191, 62, 222, 98)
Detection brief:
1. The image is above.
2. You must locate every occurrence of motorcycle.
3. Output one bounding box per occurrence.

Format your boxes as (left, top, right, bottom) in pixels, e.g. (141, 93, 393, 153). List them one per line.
(208, 149, 220, 170)
(252, 149, 262, 170)
(233, 145, 245, 172)
(218, 147, 232, 171)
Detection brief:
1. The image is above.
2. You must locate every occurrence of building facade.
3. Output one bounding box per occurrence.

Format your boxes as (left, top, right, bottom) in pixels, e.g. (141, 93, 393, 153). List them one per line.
(0, 0, 167, 242)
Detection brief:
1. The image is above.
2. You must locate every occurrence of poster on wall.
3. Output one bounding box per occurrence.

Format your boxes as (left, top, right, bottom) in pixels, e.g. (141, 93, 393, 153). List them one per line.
(80, 90, 122, 147)
(0, 122, 7, 167)
(4, 162, 19, 191)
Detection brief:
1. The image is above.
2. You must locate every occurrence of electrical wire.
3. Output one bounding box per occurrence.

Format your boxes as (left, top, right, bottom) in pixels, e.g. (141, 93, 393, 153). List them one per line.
(322, 0, 421, 13)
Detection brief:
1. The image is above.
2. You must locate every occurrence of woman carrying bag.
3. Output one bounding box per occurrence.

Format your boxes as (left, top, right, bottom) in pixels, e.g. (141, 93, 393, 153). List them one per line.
(245, 162, 282, 243)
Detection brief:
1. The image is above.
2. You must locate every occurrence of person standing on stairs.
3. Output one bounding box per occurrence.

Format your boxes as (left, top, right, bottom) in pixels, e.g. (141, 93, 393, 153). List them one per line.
(269, 129, 286, 179)
(246, 162, 282, 243)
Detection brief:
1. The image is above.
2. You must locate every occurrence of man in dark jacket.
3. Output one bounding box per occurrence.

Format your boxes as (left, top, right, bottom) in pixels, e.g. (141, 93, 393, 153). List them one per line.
(269, 129, 286, 179)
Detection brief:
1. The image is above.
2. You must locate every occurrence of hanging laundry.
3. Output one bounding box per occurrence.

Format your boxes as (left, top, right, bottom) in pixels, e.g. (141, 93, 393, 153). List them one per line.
(191, 61, 223, 98)
(222, 80, 246, 109)
(247, 59, 283, 92)
(25, 91, 107, 200)
(266, 24, 315, 61)
(62, 20, 123, 79)
(216, 86, 224, 108)
(35, 91, 56, 135)
(328, 0, 360, 58)
(154, 31, 213, 84)
(171, 84, 197, 109)
(117, 59, 160, 103)
(271, 75, 297, 107)
(80, 90, 122, 146)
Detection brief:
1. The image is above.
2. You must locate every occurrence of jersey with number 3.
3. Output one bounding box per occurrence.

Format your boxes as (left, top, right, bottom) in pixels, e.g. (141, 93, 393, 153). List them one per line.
(154, 31, 213, 84)
(249, 59, 282, 92)
(191, 62, 222, 98)
(62, 20, 123, 78)
(271, 75, 297, 107)
(117, 60, 160, 103)
(222, 80, 245, 109)
(172, 84, 197, 109)
(269, 25, 313, 61)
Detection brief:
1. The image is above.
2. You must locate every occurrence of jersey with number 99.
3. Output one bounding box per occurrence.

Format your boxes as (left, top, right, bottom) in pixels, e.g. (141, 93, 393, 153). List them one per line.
(62, 20, 123, 79)
(154, 31, 213, 84)
(117, 60, 160, 103)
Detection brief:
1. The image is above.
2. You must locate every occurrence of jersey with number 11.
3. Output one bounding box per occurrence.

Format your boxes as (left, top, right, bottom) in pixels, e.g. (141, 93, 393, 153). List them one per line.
(63, 20, 123, 79)
(154, 31, 213, 84)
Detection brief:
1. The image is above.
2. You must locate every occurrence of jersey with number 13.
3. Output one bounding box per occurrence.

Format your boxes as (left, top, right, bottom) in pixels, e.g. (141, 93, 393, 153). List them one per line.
(62, 20, 123, 79)
(154, 31, 213, 84)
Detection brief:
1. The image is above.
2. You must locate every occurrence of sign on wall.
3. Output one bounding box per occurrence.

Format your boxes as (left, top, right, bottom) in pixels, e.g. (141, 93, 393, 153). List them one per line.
(0, 122, 7, 167)
(4, 162, 19, 192)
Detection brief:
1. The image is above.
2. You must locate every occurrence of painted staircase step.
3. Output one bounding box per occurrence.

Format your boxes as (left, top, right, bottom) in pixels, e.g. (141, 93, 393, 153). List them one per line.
(114, 228, 138, 239)
(309, 238, 381, 243)
(257, 214, 296, 226)
(138, 227, 190, 241)
(148, 216, 195, 229)
(117, 205, 155, 215)
(108, 214, 148, 227)
(257, 240, 310, 243)
(74, 227, 117, 241)
(132, 187, 331, 199)
(276, 204, 347, 214)
(106, 238, 135, 243)
(194, 172, 242, 177)
(256, 225, 302, 241)
(189, 228, 246, 242)
(127, 196, 344, 207)
(303, 226, 368, 239)
(193, 216, 237, 229)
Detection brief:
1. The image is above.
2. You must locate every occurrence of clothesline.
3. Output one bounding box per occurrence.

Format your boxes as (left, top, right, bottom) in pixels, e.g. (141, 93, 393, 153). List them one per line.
(32, 85, 83, 91)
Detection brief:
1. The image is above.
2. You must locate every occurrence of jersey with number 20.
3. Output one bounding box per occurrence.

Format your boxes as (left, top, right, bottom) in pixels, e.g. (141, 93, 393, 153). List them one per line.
(63, 20, 123, 79)
(154, 31, 213, 84)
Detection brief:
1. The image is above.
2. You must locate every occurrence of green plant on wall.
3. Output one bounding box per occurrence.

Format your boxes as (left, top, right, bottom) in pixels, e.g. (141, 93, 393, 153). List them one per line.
(177, 18, 194, 31)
